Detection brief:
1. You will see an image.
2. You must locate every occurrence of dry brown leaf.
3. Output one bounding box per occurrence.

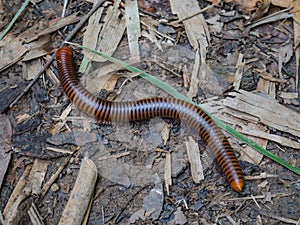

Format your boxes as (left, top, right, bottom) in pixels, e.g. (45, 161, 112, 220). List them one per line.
(209, 0, 294, 12)
(223, 0, 258, 12)
(138, 0, 156, 13)
(0, 15, 80, 72)
(16, 113, 31, 124)
(251, 0, 271, 21)
(85, 72, 124, 94)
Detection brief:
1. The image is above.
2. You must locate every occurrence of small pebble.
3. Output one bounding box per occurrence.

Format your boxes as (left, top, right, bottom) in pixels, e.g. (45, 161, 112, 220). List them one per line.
(51, 183, 60, 192)
(69, 157, 75, 164)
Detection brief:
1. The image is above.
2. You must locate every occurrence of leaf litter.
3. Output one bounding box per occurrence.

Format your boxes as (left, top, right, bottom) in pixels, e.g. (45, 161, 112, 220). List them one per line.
(0, 0, 299, 224)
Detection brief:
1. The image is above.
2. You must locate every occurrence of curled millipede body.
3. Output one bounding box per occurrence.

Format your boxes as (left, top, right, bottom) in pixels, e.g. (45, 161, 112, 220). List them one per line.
(56, 47, 244, 192)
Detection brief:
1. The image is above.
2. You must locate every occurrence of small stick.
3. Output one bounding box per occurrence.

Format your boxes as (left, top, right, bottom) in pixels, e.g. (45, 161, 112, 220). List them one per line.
(40, 155, 73, 197)
(9, 0, 105, 109)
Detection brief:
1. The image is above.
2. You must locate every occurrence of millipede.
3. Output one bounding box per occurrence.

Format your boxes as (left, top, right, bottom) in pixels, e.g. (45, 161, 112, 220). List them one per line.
(56, 46, 244, 192)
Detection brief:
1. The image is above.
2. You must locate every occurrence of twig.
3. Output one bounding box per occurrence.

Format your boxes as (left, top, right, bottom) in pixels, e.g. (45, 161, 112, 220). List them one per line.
(62, 0, 69, 18)
(9, 0, 105, 109)
(169, 4, 214, 25)
(222, 192, 294, 201)
(247, 7, 293, 29)
(257, 209, 300, 224)
(112, 185, 151, 223)
(244, 172, 278, 180)
(251, 195, 261, 209)
(40, 155, 73, 197)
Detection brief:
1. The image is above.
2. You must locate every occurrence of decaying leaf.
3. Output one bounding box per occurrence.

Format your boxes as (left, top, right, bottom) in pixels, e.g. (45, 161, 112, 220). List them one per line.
(211, 0, 293, 12)
(251, 0, 271, 21)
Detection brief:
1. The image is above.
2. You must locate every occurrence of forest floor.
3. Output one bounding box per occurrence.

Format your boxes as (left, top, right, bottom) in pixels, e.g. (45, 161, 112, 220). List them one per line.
(0, 0, 299, 224)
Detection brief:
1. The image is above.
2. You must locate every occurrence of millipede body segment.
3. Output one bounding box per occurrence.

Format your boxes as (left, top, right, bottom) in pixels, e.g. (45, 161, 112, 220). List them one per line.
(56, 47, 244, 192)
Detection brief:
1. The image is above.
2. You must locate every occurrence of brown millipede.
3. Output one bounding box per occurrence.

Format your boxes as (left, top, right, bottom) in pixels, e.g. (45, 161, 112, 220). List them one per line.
(56, 47, 244, 192)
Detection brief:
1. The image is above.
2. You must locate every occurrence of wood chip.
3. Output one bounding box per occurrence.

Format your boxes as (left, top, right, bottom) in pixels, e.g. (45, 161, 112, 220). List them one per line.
(238, 124, 300, 149)
(58, 157, 97, 225)
(237, 123, 265, 164)
(187, 49, 200, 98)
(170, 0, 210, 51)
(233, 53, 244, 91)
(3, 159, 48, 224)
(82, 7, 105, 61)
(202, 90, 300, 163)
(164, 151, 172, 195)
(125, 0, 141, 60)
(185, 136, 204, 183)
(22, 58, 43, 81)
(82, 2, 126, 62)
(224, 90, 300, 137)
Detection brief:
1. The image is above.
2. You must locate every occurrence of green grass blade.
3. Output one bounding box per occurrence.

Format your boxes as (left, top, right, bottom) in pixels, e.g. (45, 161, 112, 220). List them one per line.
(65, 42, 300, 175)
(0, 0, 31, 41)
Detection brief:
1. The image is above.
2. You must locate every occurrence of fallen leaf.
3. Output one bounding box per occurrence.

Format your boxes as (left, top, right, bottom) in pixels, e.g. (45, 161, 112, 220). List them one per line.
(138, 0, 156, 13)
(143, 175, 164, 219)
(172, 207, 188, 225)
(251, 0, 271, 21)
(16, 113, 31, 124)
(223, 0, 258, 12)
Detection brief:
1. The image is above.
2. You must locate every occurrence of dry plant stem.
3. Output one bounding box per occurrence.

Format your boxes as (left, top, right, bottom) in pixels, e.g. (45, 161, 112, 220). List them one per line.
(113, 186, 149, 223)
(248, 7, 293, 29)
(28, 202, 44, 225)
(9, 0, 105, 109)
(223, 192, 293, 201)
(257, 209, 300, 224)
(169, 4, 214, 25)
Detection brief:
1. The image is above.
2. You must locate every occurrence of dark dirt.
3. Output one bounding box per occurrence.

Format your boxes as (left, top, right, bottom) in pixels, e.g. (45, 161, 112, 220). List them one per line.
(0, 0, 299, 225)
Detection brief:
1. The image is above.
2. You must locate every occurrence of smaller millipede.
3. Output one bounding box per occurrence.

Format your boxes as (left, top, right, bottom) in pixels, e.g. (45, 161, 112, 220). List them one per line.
(56, 47, 244, 192)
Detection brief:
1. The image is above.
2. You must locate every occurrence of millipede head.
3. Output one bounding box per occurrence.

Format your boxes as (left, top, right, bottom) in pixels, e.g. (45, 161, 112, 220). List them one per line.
(56, 46, 73, 58)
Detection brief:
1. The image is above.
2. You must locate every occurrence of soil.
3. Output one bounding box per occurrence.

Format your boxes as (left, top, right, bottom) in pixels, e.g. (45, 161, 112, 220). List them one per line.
(0, 0, 299, 224)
